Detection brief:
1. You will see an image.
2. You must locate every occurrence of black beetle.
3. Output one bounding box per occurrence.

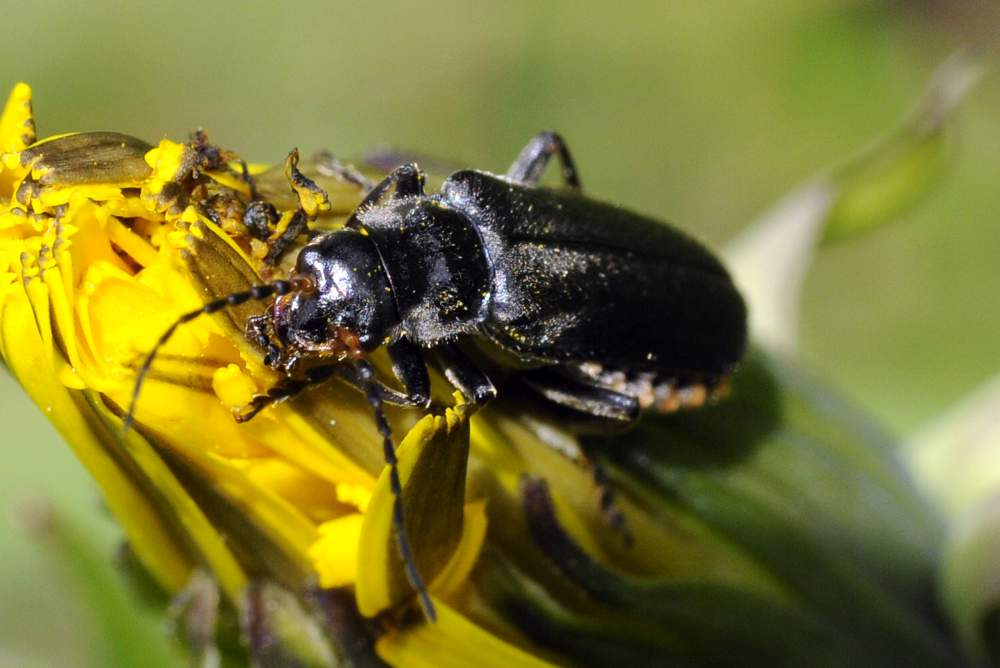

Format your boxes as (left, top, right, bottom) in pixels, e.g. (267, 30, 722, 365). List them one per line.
(126, 131, 747, 621)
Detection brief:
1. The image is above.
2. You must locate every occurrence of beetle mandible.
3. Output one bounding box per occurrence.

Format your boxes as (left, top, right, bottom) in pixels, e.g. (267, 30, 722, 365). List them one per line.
(127, 131, 748, 621)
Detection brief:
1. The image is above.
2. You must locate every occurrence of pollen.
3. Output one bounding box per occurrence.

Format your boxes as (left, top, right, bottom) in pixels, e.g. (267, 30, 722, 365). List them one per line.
(212, 363, 258, 408)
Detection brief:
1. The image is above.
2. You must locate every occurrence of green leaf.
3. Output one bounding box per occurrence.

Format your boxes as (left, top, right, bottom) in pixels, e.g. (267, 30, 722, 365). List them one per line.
(821, 52, 983, 244)
(724, 52, 982, 354)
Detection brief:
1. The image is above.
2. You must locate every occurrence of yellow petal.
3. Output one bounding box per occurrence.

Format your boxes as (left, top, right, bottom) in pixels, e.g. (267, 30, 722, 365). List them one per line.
(337, 482, 372, 512)
(213, 363, 258, 408)
(285, 149, 331, 218)
(356, 400, 475, 616)
(80, 390, 250, 600)
(141, 139, 188, 213)
(430, 499, 488, 597)
(176, 214, 379, 486)
(0, 82, 34, 153)
(1, 285, 194, 593)
(376, 601, 558, 668)
(237, 457, 348, 522)
(310, 514, 365, 588)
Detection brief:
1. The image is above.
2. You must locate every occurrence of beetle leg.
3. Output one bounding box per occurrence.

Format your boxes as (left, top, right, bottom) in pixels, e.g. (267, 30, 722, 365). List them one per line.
(313, 149, 376, 192)
(521, 367, 639, 422)
(235, 362, 429, 423)
(434, 343, 498, 407)
(345, 163, 425, 229)
(335, 363, 429, 407)
(506, 131, 581, 189)
(234, 363, 341, 422)
(386, 337, 432, 408)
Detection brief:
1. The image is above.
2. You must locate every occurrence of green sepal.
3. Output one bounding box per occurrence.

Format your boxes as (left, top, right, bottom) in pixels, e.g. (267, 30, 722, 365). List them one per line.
(595, 352, 960, 665)
(481, 352, 966, 666)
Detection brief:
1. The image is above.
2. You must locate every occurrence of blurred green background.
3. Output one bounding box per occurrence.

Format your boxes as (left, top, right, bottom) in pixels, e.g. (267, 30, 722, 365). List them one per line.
(1, 1, 998, 665)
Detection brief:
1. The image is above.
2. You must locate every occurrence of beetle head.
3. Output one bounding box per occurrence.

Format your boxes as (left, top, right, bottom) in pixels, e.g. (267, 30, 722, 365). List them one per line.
(270, 229, 398, 360)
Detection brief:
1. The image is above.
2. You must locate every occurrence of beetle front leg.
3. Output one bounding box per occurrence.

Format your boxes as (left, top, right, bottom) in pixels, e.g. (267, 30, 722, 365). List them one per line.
(311, 338, 432, 408)
(434, 343, 497, 407)
(506, 131, 581, 189)
(236, 362, 429, 423)
(386, 337, 432, 408)
(235, 364, 340, 422)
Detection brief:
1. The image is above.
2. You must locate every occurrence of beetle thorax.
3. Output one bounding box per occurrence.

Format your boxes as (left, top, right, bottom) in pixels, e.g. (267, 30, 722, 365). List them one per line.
(359, 198, 492, 346)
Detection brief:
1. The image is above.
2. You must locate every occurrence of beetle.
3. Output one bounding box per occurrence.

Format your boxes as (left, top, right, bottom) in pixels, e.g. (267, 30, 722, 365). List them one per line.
(126, 131, 748, 621)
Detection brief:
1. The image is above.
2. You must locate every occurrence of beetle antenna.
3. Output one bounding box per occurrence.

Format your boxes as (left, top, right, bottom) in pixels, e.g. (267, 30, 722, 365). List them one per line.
(356, 358, 436, 622)
(122, 279, 300, 433)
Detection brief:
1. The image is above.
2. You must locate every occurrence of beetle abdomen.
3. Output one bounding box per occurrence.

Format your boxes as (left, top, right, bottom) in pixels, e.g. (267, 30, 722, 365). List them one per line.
(484, 240, 746, 376)
(441, 171, 747, 377)
(575, 361, 727, 413)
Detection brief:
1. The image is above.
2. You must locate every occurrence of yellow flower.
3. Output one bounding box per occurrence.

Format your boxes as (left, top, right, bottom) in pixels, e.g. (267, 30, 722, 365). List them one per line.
(0, 83, 539, 666)
(0, 82, 965, 666)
